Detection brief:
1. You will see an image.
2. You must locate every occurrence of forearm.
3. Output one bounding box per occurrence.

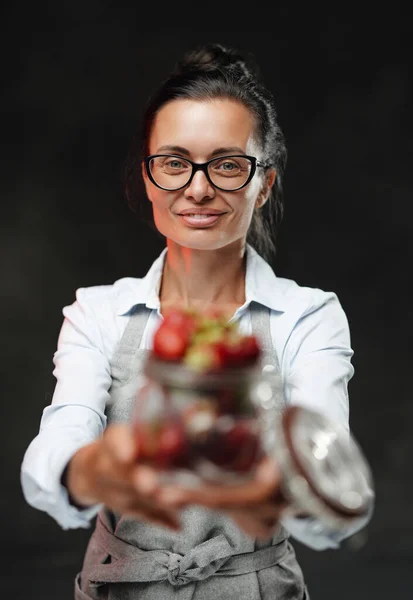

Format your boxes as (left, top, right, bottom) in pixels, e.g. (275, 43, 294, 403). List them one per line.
(20, 405, 104, 529)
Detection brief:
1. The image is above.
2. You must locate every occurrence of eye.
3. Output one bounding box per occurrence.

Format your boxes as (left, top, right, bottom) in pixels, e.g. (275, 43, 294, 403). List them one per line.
(157, 157, 192, 175)
(216, 160, 238, 171)
(210, 157, 246, 177)
(164, 158, 188, 169)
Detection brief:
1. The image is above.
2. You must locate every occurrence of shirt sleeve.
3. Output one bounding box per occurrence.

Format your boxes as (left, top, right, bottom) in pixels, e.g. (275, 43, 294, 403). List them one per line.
(279, 292, 375, 550)
(20, 287, 111, 530)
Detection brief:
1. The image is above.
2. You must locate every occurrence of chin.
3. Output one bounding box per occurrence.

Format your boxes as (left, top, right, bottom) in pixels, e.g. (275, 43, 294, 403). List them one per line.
(175, 238, 229, 251)
(154, 216, 245, 251)
(166, 231, 246, 253)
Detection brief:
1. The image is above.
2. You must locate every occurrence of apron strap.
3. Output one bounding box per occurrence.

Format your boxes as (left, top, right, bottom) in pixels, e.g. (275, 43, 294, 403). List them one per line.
(88, 513, 289, 587)
(110, 304, 152, 385)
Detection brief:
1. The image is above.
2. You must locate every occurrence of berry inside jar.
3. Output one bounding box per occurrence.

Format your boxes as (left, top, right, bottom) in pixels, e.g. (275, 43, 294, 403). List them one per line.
(132, 307, 267, 483)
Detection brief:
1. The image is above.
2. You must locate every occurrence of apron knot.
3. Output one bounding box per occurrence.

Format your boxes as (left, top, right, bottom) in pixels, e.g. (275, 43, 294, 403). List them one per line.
(163, 534, 235, 586)
(86, 514, 292, 589)
(166, 553, 189, 586)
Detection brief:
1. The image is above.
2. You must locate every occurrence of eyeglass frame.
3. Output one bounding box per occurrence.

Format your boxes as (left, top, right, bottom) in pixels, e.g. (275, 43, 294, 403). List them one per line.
(144, 154, 270, 192)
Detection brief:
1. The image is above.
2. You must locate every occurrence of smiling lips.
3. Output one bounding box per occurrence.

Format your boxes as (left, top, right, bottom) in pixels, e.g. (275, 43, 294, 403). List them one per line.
(177, 208, 227, 216)
(176, 208, 227, 227)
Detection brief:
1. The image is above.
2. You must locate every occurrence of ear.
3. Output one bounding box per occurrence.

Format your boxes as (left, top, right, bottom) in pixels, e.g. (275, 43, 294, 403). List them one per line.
(256, 168, 277, 209)
(141, 161, 153, 203)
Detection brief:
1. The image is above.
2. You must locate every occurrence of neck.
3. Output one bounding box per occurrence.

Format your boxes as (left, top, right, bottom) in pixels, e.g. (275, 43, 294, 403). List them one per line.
(159, 239, 247, 312)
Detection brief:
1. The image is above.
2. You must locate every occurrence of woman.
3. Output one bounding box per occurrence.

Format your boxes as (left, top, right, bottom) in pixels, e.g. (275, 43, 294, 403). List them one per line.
(21, 43, 372, 599)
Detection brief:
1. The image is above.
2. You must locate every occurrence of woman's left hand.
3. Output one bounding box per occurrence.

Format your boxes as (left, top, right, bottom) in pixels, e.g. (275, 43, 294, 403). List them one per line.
(156, 456, 287, 539)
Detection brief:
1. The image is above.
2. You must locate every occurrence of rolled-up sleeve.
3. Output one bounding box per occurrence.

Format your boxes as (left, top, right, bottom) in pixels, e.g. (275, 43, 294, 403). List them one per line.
(20, 287, 111, 529)
(280, 292, 374, 549)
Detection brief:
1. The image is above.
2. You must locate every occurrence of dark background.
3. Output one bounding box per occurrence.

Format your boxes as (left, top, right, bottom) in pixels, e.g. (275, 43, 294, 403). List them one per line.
(2, 4, 412, 599)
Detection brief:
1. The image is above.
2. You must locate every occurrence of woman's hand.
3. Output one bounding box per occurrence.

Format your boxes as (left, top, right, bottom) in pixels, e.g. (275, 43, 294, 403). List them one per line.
(156, 456, 287, 539)
(65, 423, 181, 530)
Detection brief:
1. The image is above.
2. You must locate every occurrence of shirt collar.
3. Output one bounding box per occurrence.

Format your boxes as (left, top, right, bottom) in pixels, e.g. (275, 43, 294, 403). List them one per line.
(115, 243, 288, 316)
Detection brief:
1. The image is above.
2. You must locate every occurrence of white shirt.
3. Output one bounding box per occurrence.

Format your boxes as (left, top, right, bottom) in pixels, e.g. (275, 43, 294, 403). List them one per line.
(20, 243, 372, 550)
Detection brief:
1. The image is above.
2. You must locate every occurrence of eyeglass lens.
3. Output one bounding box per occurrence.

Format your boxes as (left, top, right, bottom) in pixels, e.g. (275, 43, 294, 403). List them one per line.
(148, 156, 253, 190)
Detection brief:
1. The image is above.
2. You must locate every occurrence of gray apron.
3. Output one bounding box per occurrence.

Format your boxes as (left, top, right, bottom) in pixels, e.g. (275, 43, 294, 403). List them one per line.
(74, 301, 309, 599)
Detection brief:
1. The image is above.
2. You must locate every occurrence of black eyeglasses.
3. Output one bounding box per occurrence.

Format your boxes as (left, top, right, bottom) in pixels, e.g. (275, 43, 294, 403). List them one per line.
(145, 154, 269, 192)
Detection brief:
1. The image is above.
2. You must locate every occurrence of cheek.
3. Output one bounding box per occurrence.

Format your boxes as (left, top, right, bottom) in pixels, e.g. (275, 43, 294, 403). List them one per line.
(245, 176, 262, 203)
(149, 189, 176, 211)
(231, 181, 260, 221)
(150, 190, 182, 236)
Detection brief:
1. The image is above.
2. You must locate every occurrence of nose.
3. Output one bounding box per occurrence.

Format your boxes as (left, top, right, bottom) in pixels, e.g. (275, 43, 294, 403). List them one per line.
(184, 170, 215, 202)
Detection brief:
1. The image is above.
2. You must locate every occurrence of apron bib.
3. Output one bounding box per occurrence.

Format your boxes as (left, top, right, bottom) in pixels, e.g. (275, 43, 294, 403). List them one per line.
(75, 302, 309, 599)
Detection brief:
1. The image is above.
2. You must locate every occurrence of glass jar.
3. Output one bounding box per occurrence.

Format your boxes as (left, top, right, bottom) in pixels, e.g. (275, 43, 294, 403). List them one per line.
(131, 354, 374, 531)
(132, 354, 269, 485)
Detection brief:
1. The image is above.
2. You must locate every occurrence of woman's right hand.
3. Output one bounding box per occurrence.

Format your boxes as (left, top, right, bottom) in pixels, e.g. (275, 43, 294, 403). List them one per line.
(64, 423, 181, 530)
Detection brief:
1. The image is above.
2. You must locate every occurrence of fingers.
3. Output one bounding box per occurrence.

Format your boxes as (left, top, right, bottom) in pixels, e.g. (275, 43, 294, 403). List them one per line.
(94, 465, 181, 530)
(102, 423, 137, 463)
(101, 425, 161, 493)
(133, 465, 160, 495)
(157, 457, 281, 510)
(84, 425, 182, 528)
(94, 425, 286, 538)
(255, 456, 282, 488)
(105, 488, 182, 530)
(123, 504, 182, 531)
(224, 508, 279, 540)
(65, 425, 180, 530)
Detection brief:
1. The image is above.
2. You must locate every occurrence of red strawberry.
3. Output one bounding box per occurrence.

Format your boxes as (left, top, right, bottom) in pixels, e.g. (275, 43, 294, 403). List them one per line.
(219, 335, 261, 367)
(153, 323, 189, 361)
(223, 421, 262, 472)
(236, 335, 261, 364)
(214, 340, 232, 367)
(155, 421, 190, 468)
(196, 419, 261, 473)
(136, 420, 190, 469)
(163, 308, 198, 335)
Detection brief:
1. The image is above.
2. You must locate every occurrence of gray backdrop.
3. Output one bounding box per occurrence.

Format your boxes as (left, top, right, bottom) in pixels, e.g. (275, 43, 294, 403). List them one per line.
(2, 5, 411, 599)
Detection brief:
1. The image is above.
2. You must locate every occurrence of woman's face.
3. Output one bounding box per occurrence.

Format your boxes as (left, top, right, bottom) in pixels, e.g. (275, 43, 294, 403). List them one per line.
(142, 98, 274, 251)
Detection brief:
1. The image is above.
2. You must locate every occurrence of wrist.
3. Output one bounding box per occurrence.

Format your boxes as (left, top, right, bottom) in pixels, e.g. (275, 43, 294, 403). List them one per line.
(63, 444, 99, 508)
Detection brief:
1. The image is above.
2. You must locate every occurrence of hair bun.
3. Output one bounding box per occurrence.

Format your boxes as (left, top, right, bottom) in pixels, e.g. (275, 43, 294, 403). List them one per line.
(175, 42, 254, 78)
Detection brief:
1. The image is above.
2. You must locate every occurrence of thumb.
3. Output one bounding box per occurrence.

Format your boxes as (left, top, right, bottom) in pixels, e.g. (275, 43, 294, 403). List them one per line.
(104, 423, 137, 463)
(256, 456, 282, 489)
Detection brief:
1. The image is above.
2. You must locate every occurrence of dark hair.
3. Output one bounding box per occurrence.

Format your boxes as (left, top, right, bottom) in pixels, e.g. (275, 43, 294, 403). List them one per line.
(125, 42, 287, 263)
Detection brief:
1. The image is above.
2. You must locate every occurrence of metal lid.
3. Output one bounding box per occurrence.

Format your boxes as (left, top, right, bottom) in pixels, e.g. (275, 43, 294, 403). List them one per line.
(273, 406, 374, 528)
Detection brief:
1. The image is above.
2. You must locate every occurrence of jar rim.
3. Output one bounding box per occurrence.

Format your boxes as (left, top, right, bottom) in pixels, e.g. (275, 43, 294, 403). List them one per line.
(144, 353, 263, 389)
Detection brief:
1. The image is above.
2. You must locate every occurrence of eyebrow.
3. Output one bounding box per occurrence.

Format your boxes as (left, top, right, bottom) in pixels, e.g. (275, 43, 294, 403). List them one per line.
(156, 145, 246, 157)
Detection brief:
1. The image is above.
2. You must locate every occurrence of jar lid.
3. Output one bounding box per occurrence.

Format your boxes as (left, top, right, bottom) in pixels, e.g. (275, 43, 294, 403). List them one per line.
(274, 406, 374, 528)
